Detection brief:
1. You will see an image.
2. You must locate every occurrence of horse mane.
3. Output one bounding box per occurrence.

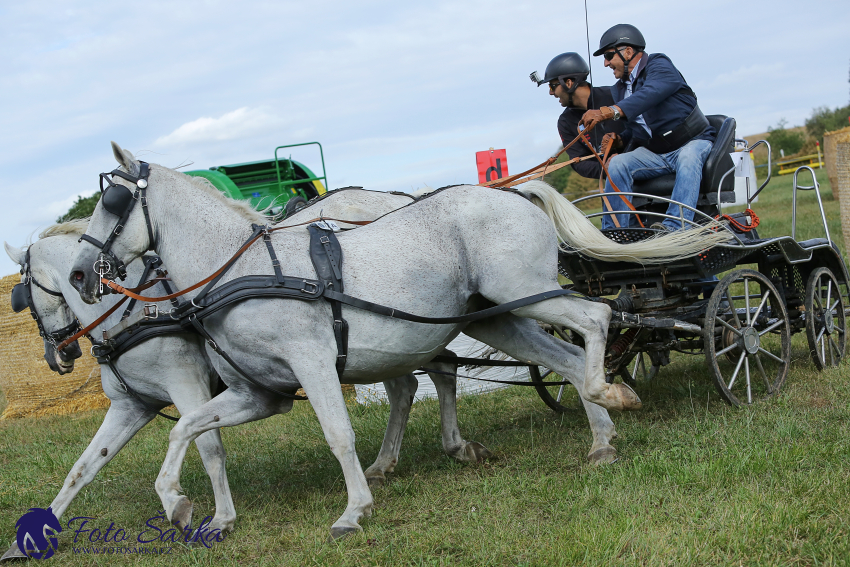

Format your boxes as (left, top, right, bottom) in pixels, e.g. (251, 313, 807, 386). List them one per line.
(181, 174, 269, 223)
(38, 218, 90, 239)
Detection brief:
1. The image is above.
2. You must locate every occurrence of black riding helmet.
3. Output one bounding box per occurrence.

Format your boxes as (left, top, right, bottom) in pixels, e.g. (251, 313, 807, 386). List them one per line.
(593, 24, 646, 56)
(530, 52, 589, 107)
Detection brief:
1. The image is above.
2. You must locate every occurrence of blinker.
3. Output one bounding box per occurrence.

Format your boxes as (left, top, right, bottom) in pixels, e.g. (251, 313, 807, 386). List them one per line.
(10, 283, 29, 313)
(102, 183, 134, 217)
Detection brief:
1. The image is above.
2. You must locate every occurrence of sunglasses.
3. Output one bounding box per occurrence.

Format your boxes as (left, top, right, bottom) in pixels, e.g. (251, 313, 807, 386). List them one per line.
(548, 81, 560, 90)
(603, 49, 622, 61)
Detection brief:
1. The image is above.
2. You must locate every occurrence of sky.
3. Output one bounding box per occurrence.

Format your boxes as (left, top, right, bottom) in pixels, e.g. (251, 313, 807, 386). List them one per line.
(2, 0, 849, 276)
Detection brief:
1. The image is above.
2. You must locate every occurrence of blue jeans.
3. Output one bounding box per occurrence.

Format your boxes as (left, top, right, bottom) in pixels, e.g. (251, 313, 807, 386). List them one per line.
(601, 139, 713, 230)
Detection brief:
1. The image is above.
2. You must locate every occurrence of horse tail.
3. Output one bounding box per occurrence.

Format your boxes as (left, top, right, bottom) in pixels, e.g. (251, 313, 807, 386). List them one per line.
(515, 180, 730, 264)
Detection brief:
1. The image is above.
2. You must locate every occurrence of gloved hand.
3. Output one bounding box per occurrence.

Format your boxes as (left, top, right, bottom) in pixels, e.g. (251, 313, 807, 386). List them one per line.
(580, 106, 615, 129)
(601, 132, 623, 151)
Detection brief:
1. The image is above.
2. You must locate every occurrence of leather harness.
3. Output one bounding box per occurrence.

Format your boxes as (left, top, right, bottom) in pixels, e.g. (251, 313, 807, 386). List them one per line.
(64, 166, 599, 406)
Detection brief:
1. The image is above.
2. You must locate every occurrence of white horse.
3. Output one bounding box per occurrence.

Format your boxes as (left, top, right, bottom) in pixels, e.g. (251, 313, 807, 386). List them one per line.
(1, 191, 506, 557)
(69, 143, 725, 538)
(3, 230, 236, 559)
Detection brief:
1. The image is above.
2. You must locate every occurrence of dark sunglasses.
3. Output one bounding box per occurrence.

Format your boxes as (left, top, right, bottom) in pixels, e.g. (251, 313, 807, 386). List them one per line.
(548, 81, 560, 90)
(603, 49, 621, 61)
(99, 173, 136, 217)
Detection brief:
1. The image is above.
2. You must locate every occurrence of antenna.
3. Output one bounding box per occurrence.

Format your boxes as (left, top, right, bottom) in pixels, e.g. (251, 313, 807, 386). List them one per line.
(584, 0, 595, 112)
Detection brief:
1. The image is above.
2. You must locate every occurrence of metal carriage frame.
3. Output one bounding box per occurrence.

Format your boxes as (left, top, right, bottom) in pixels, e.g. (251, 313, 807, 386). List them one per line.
(537, 152, 849, 410)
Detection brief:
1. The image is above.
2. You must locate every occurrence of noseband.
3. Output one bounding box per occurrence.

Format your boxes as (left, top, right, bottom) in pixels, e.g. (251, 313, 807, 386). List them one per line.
(78, 161, 156, 285)
(10, 249, 82, 350)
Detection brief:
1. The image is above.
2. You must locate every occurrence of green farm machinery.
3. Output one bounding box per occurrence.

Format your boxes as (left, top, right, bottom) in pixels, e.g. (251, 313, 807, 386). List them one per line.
(185, 142, 327, 217)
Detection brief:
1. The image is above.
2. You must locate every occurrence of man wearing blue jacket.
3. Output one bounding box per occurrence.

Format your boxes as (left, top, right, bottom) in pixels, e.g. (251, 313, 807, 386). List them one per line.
(580, 24, 715, 230)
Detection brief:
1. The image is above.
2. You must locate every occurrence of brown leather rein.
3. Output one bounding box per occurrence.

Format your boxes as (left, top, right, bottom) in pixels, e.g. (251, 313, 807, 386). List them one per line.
(59, 130, 636, 352)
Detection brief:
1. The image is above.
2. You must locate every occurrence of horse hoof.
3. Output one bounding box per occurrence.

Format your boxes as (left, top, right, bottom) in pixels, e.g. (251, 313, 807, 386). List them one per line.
(0, 542, 26, 561)
(610, 382, 642, 411)
(328, 526, 360, 541)
(588, 446, 618, 465)
(171, 496, 194, 531)
(366, 473, 386, 488)
(467, 442, 493, 463)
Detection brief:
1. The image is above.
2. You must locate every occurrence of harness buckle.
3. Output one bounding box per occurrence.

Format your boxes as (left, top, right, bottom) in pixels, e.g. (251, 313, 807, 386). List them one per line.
(113, 224, 124, 236)
(301, 280, 318, 294)
(207, 339, 218, 351)
(143, 305, 159, 319)
(320, 235, 330, 244)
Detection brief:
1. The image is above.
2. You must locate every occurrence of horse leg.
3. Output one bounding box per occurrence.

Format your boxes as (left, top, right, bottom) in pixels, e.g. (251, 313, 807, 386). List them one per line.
(1, 402, 155, 560)
(511, 296, 641, 412)
(168, 379, 236, 535)
(295, 362, 373, 540)
(363, 373, 418, 488)
(464, 313, 619, 464)
(155, 387, 291, 532)
(425, 352, 493, 463)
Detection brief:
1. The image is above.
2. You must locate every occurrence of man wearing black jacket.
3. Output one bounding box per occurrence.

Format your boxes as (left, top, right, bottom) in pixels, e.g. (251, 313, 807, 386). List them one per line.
(534, 52, 624, 179)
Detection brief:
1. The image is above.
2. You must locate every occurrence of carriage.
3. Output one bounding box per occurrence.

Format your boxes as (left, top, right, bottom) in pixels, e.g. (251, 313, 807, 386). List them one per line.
(527, 118, 848, 410)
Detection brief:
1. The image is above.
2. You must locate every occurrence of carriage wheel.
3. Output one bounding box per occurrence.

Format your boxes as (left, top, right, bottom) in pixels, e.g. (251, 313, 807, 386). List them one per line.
(531, 324, 575, 413)
(704, 269, 791, 407)
(804, 267, 846, 370)
(530, 365, 574, 413)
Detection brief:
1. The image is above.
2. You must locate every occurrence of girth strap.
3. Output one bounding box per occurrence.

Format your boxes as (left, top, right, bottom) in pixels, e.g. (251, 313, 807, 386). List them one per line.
(103, 357, 179, 422)
(186, 314, 306, 401)
(308, 224, 349, 376)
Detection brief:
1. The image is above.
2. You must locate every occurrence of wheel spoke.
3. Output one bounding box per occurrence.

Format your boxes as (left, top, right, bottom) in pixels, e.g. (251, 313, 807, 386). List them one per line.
(727, 351, 747, 390)
(632, 353, 646, 380)
(715, 316, 743, 336)
(813, 287, 824, 311)
(826, 280, 833, 316)
(745, 357, 752, 404)
(540, 369, 553, 379)
(820, 332, 826, 364)
(754, 354, 772, 393)
(829, 299, 841, 314)
(815, 327, 826, 345)
(744, 279, 752, 325)
(758, 318, 786, 336)
(727, 290, 743, 329)
(757, 347, 786, 365)
(751, 291, 770, 323)
(556, 385, 565, 403)
(828, 336, 837, 366)
(716, 342, 741, 358)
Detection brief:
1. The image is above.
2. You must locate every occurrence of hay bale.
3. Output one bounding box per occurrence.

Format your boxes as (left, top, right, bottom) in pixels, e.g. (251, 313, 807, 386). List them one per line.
(824, 126, 850, 202)
(837, 141, 850, 255)
(0, 274, 109, 419)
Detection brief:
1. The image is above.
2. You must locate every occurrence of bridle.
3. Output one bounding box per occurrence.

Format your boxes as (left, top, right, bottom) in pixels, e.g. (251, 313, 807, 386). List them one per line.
(78, 161, 156, 290)
(10, 249, 82, 350)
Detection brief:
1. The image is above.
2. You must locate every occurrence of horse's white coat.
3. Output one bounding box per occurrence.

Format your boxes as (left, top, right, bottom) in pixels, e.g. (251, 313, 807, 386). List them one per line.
(68, 143, 724, 537)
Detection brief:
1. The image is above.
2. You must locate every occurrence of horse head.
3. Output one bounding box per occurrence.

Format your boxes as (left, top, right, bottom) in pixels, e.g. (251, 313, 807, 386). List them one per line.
(69, 142, 155, 304)
(4, 241, 82, 374)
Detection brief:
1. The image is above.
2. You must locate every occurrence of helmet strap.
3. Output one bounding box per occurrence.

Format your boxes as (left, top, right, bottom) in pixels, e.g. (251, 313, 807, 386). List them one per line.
(558, 77, 581, 107)
(616, 47, 641, 81)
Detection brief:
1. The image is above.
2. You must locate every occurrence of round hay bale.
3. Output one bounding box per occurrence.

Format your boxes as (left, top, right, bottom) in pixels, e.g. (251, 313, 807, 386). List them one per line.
(0, 273, 109, 419)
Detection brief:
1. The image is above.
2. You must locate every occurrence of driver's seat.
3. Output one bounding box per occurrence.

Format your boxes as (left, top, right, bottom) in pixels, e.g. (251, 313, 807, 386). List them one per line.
(628, 115, 737, 222)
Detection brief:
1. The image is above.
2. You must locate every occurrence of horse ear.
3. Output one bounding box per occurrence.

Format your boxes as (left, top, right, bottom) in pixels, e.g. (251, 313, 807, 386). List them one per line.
(4, 242, 25, 266)
(111, 142, 139, 172)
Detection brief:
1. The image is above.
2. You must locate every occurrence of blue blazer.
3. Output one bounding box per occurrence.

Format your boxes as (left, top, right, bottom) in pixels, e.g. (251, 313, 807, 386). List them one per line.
(612, 53, 715, 148)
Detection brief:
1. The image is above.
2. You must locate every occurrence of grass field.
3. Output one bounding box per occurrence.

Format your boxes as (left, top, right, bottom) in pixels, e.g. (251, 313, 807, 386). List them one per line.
(1, 169, 849, 566)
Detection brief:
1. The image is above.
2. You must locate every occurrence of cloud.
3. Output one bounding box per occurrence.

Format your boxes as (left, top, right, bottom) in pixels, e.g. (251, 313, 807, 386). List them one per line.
(153, 107, 288, 148)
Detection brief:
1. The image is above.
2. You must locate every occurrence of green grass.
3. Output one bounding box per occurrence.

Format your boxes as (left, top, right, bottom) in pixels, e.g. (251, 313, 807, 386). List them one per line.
(1, 169, 849, 566)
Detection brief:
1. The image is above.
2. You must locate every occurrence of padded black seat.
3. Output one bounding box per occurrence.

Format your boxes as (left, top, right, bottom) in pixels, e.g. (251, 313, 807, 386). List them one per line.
(629, 115, 737, 214)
